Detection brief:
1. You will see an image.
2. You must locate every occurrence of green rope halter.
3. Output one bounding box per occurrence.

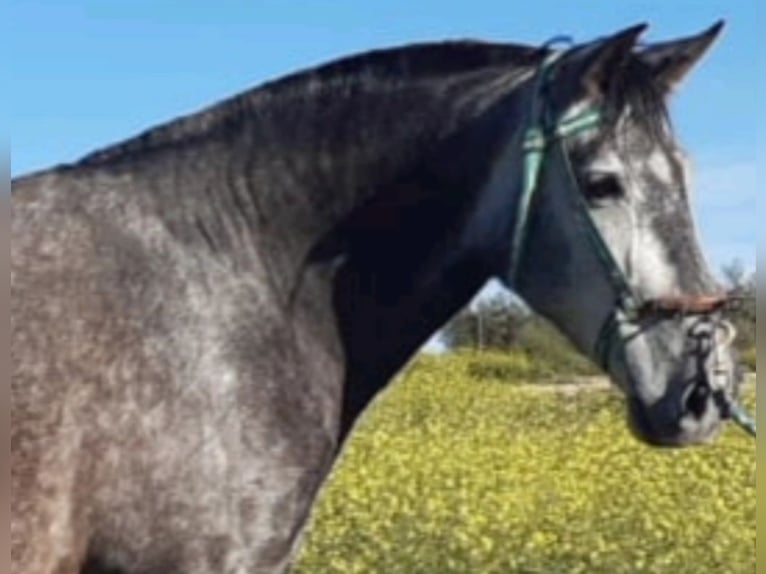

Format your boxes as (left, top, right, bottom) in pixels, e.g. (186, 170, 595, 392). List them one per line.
(509, 50, 755, 439)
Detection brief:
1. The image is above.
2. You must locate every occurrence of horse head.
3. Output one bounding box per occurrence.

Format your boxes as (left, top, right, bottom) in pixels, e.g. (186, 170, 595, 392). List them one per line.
(487, 22, 741, 446)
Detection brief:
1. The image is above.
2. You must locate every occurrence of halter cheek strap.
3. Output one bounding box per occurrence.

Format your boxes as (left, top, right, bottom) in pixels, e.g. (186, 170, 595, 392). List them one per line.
(509, 50, 755, 438)
(509, 52, 642, 364)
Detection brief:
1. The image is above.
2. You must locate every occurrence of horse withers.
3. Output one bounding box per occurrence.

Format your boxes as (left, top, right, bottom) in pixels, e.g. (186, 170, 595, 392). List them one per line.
(12, 22, 740, 574)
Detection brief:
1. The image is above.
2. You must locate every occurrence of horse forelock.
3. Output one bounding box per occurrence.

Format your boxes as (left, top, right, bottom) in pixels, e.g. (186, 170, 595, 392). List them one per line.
(597, 54, 673, 148)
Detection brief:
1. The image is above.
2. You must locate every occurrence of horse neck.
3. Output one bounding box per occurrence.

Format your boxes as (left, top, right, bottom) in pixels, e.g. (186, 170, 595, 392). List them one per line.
(50, 61, 538, 440)
(335, 245, 491, 437)
(326, 97, 539, 435)
(150, 71, 531, 298)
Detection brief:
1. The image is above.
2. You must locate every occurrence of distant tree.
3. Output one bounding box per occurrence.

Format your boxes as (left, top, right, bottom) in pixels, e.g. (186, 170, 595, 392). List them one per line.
(440, 293, 529, 350)
(721, 259, 747, 291)
(720, 260, 755, 353)
(440, 307, 478, 350)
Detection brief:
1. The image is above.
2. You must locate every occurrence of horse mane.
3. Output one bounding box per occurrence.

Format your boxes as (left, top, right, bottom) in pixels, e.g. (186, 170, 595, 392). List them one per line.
(73, 38, 671, 169)
(75, 40, 545, 168)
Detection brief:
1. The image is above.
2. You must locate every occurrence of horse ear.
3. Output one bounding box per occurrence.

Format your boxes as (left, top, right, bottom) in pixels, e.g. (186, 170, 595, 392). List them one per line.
(578, 23, 649, 99)
(639, 21, 725, 93)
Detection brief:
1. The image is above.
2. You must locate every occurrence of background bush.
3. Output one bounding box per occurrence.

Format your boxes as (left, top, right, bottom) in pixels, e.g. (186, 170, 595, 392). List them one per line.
(742, 348, 756, 372)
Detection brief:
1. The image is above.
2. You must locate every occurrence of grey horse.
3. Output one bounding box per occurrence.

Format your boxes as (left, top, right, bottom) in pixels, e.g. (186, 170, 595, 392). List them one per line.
(12, 22, 739, 574)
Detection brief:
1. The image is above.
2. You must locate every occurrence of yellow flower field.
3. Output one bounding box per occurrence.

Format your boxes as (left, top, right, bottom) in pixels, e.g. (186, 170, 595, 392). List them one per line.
(294, 354, 756, 574)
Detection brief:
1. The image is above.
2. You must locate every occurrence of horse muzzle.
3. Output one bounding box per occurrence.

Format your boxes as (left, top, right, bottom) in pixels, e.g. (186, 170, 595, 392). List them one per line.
(626, 369, 737, 447)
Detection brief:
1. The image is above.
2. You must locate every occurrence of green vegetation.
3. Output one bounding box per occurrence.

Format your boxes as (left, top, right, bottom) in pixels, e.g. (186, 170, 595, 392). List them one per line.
(721, 261, 755, 358)
(437, 349, 596, 384)
(741, 348, 756, 373)
(441, 294, 600, 379)
(294, 355, 755, 574)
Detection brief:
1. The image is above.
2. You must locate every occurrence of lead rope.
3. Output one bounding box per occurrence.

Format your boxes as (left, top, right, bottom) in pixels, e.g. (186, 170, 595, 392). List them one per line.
(714, 320, 756, 437)
(731, 405, 756, 437)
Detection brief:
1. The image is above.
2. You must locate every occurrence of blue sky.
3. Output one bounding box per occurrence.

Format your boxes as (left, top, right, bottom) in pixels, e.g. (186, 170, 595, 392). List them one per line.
(10, 0, 758, 273)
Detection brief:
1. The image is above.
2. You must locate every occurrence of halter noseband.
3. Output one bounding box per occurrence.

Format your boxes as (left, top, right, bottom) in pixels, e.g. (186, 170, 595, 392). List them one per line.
(509, 51, 755, 438)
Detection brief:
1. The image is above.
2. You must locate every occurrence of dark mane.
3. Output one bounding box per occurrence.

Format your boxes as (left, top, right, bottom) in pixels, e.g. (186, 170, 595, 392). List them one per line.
(602, 54, 672, 143)
(76, 40, 544, 168)
(72, 40, 671, 169)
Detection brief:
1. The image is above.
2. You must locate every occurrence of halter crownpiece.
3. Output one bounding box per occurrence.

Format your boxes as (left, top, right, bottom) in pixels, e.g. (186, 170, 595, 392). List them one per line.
(510, 48, 755, 439)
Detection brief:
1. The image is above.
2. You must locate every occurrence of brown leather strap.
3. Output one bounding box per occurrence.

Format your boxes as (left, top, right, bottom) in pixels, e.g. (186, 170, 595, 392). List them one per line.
(639, 294, 728, 316)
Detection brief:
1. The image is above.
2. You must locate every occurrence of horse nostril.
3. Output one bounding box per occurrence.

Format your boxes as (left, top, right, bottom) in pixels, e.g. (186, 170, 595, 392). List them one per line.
(684, 382, 710, 419)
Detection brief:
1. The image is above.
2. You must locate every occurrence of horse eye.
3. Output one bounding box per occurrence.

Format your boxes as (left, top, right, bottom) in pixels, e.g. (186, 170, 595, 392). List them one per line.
(586, 174, 623, 202)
